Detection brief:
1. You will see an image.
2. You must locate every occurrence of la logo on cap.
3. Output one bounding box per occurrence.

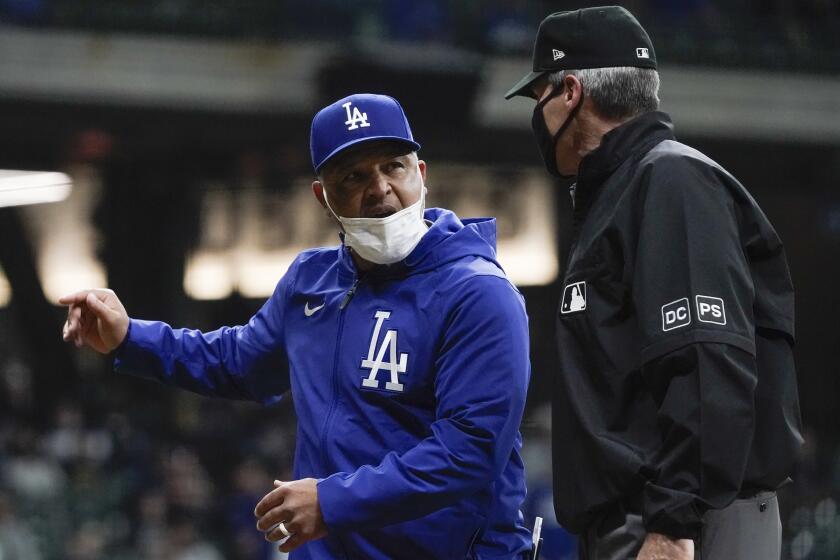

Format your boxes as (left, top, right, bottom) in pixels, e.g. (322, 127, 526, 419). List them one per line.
(342, 101, 370, 131)
(552, 49, 565, 61)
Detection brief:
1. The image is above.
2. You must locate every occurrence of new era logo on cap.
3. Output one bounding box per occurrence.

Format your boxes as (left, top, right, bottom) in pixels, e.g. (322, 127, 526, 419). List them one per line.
(310, 93, 421, 172)
(636, 47, 650, 59)
(552, 49, 565, 61)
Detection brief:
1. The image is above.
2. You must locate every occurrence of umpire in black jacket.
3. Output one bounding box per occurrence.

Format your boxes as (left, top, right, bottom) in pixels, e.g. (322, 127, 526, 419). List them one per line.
(506, 6, 802, 560)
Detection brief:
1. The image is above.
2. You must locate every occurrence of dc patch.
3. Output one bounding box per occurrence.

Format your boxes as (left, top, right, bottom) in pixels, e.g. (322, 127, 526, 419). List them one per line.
(561, 281, 586, 314)
(696, 295, 726, 325)
(662, 297, 690, 331)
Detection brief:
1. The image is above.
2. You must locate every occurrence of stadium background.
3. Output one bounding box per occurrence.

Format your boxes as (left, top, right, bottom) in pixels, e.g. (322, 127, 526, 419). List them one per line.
(0, 1, 838, 558)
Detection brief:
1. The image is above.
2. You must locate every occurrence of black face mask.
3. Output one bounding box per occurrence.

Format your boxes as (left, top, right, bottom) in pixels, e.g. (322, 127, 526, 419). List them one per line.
(531, 85, 584, 178)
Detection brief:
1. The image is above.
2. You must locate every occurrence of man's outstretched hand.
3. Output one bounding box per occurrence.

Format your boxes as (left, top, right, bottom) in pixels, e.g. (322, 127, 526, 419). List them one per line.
(60, 289, 129, 354)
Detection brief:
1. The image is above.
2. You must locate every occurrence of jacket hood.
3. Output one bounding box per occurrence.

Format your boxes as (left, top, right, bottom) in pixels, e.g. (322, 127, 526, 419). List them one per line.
(338, 207, 502, 279)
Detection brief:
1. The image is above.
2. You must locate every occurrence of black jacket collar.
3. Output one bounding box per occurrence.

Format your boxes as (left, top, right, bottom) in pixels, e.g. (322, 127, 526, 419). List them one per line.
(577, 111, 675, 183)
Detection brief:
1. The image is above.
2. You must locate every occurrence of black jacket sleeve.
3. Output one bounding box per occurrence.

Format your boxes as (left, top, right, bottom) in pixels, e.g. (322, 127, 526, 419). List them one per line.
(640, 343, 756, 539)
(632, 154, 759, 539)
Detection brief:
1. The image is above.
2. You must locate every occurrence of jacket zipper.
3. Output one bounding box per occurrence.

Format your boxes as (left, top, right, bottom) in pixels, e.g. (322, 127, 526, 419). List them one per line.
(319, 277, 360, 470)
(339, 278, 359, 310)
(566, 181, 586, 271)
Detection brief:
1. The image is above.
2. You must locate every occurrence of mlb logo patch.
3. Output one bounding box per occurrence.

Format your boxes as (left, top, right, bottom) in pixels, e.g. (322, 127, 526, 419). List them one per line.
(696, 295, 726, 325)
(561, 281, 586, 314)
(662, 297, 690, 331)
(636, 47, 650, 59)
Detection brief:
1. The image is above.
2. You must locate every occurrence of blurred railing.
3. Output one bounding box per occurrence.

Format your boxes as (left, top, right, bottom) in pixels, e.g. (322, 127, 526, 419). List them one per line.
(2, 0, 840, 72)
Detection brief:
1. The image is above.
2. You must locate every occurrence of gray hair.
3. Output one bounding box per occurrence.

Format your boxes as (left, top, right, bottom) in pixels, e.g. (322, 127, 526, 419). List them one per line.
(548, 67, 660, 121)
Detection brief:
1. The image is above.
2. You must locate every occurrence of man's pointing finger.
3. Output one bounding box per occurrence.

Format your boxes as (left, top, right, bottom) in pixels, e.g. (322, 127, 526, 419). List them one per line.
(58, 291, 92, 306)
(85, 292, 113, 319)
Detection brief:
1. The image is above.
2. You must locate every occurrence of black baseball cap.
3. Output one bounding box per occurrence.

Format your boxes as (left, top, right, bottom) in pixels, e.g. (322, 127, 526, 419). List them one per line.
(504, 6, 656, 100)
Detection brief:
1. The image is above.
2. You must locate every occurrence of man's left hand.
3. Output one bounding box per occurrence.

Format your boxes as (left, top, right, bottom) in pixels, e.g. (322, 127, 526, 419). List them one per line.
(637, 532, 694, 560)
(255, 478, 328, 553)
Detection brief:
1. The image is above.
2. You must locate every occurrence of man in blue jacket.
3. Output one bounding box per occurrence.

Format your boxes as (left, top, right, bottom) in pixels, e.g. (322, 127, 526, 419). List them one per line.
(60, 93, 533, 559)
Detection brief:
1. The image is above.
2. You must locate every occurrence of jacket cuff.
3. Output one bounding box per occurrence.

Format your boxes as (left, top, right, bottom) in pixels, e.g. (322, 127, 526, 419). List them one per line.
(113, 318, 134, 357)
(113, 318, 137, 373)
(642, 482, 703, 540)
(113, 319, 160, 379)
(316, 474, 355, 533)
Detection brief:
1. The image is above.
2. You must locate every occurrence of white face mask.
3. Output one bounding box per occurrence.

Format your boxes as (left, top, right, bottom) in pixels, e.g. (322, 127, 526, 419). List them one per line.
(322, 182, 429, 265)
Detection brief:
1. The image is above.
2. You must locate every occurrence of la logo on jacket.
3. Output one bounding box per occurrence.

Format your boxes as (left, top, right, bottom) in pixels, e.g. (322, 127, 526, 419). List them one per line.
(361, 311, 408, 392)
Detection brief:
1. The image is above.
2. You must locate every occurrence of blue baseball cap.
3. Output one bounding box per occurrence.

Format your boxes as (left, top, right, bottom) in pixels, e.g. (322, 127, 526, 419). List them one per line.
(310, 93, 421, 172)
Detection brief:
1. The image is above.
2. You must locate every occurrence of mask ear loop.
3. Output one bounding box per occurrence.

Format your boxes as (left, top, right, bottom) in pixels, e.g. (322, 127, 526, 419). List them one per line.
(554, 88, 584, 179)
(417, 169, 428, 219)
(323, 165, 427, 224)
(537, 80, 585, 178)
(320, 187, 345, 230)
(535, 81, 566, 112)
(551, 88, 584, 146)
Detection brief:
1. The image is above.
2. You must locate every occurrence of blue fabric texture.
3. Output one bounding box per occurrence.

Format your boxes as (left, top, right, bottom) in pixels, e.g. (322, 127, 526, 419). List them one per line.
(115, 208, 532, 559)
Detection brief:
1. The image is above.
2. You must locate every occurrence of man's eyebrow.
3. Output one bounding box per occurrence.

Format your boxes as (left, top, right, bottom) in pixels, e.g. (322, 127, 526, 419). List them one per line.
(379, 152, 413, 165)
(325, 158, 361, 179)
(325, 148, 412, 178)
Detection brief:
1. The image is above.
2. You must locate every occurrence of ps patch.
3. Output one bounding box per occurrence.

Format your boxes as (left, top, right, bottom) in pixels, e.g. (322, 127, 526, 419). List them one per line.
(696, 295, 726, 325)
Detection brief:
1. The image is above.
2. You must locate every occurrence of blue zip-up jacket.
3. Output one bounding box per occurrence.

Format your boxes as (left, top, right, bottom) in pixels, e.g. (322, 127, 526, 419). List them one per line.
(114, 208, 532, 559)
